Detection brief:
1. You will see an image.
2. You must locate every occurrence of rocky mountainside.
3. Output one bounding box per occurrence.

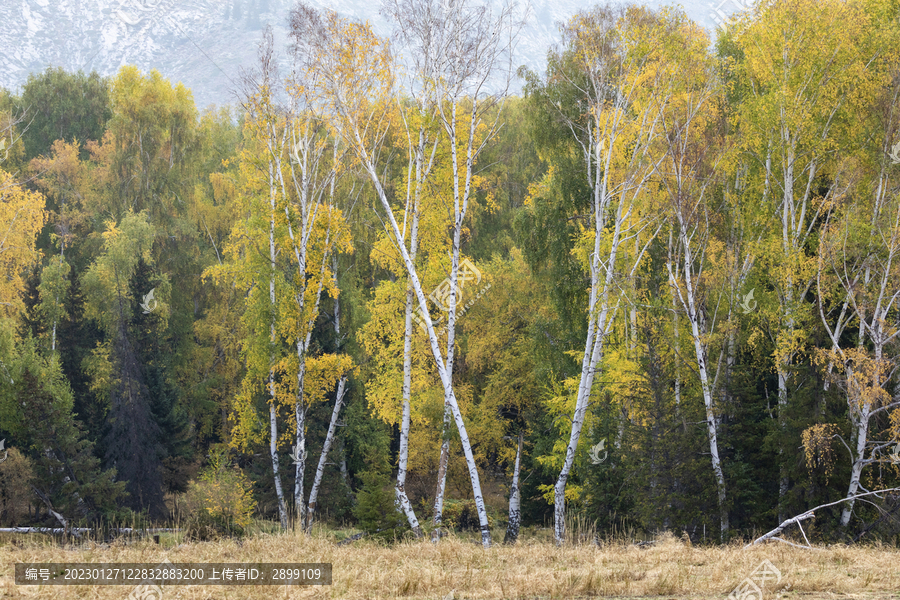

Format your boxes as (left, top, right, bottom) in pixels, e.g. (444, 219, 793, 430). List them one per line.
(0, 0, 740, 109)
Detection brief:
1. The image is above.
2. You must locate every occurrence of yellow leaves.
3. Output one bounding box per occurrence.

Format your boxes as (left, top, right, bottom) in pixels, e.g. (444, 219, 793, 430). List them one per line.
(524, 165, 554, 208)
(471, 173, 499, 214)
(303, 353, 353, 407)
(733, 0, 886, 160)
(815, 347, 894, 420)
(82, 210, 166, 334)
(801, 423, 840, 484)
(228, 378, 267, 454)
(189, 450, 257, 531)
(599, 344, 643, 423)
(83, 341, 113, 399)
(360, 278, 439, 425)
(294, 7, 395, 156)
(890, 408, 900, 447)
(538, 482, 583, 505)
(0, 168, 46, 319)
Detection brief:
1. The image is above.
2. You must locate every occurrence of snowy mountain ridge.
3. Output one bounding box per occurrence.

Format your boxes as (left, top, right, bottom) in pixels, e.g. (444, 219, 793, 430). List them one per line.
(0, 0, 741, 109)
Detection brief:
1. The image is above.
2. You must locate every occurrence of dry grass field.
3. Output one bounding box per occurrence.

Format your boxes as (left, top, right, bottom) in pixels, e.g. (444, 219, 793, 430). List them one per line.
(0, 527, 898, 599)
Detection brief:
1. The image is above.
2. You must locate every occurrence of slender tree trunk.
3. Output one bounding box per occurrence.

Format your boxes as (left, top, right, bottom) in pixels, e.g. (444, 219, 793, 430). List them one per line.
(306, 261, 349, 533)
(395, 383, 422, 537)
(431, 404, 451, 531)
(269, 157, 288, 531)
(554, 309, 609, 545)
(841, 396, 870, 526)
(269, 374, 288, 531)
(432, 403, 451, 539)
(777, 308, 791, 522)
(671, 230, 728, 538)
(294, 368, 310, 530)
(339, 437, 349, 486)
(504, 430, 523, 544)
(396, 305, 422, 534)
(355, 135, 492, 547)
(397, 145, 424, 538)
(553, 172, 624, 544)
(306, 374, 346, 533)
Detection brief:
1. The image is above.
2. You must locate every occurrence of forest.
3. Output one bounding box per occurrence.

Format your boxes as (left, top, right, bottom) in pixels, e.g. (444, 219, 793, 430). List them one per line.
(1, 0, 900, 550)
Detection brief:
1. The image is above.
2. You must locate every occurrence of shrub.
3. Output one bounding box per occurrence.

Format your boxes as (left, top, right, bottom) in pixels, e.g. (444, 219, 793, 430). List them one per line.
(0, 447, 34, 525)
(179, 449, 256, 540)
(352, 447, 404, 542)
(441, 499, 494, 532)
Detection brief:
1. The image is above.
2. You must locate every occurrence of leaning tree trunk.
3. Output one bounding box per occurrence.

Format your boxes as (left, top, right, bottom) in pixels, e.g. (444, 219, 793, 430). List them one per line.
(432, 403, 451, 540)
(293, 351, 308, 529)
(356, 135, 493, 547)
(841, 396, 871, 526)
(306, 375, 347, 532)
(552, 189, 621, 545)
(306, 262, 349, 533)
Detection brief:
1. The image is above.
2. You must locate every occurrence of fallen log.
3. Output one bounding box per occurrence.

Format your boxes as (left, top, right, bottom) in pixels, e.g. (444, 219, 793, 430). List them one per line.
(746, 487, 900, 549)
(0, 528, 178, 535)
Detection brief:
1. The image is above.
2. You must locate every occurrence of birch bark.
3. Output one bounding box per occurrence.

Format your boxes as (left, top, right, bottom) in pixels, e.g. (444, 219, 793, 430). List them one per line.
(504, 430, 523, 544)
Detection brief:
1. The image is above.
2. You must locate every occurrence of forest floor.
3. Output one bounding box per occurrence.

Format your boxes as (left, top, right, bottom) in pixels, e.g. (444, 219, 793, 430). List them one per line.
(0, 526, 897, 599)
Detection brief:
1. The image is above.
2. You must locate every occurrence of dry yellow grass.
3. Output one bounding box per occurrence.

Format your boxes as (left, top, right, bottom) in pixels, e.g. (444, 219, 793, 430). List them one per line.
(0, 529, 898, 599)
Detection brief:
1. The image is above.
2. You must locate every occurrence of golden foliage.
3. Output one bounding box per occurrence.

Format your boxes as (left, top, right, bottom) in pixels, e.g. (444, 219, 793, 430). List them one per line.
(801, 423, 840, 484)
(0, 168, 47, 318)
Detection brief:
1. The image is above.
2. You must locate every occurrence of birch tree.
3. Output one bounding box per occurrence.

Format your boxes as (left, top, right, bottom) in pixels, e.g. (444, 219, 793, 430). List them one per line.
(276, 101, 351, 529)
(523, 4, 666, 544)
(731, 0, 880, 514)
(816, 72, 900, 524)
(654, 14, 736, 536)
(217, 29, 290, 529)
(356, 85, 442, 538)
(304, 256, 352, 533)
(392, 112, 440, 538)
(381, 0, 522, 532)
(290, 1, 519, 547)
(218, 28, 352, 531)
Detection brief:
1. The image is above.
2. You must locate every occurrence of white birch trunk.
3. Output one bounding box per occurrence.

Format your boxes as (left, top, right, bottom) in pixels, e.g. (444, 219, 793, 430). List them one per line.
(673, 240, 729, 536)
(504, 430, 523, 544)
(841, 398, 871, 526)
(302, 0, 524, 549)
(432, 407, 451, 535)
(551, 110, 644, 543)
(396, 130, 427, 538)
(350, 132, 493, 546)
(306, 256, 349, 532)
(818, 187, 900, 527)
(306, 374, 347, 532)
(293, 355, 307, 528)
(268, 150, 288, 532)
(397, 251, 423, 537)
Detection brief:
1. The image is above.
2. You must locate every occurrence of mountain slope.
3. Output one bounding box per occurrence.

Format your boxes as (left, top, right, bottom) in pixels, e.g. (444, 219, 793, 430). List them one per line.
(0, 0, 740, 108)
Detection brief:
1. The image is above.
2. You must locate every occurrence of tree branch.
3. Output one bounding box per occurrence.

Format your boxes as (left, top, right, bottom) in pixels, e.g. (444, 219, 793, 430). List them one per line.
(746, 487, 900, 548)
